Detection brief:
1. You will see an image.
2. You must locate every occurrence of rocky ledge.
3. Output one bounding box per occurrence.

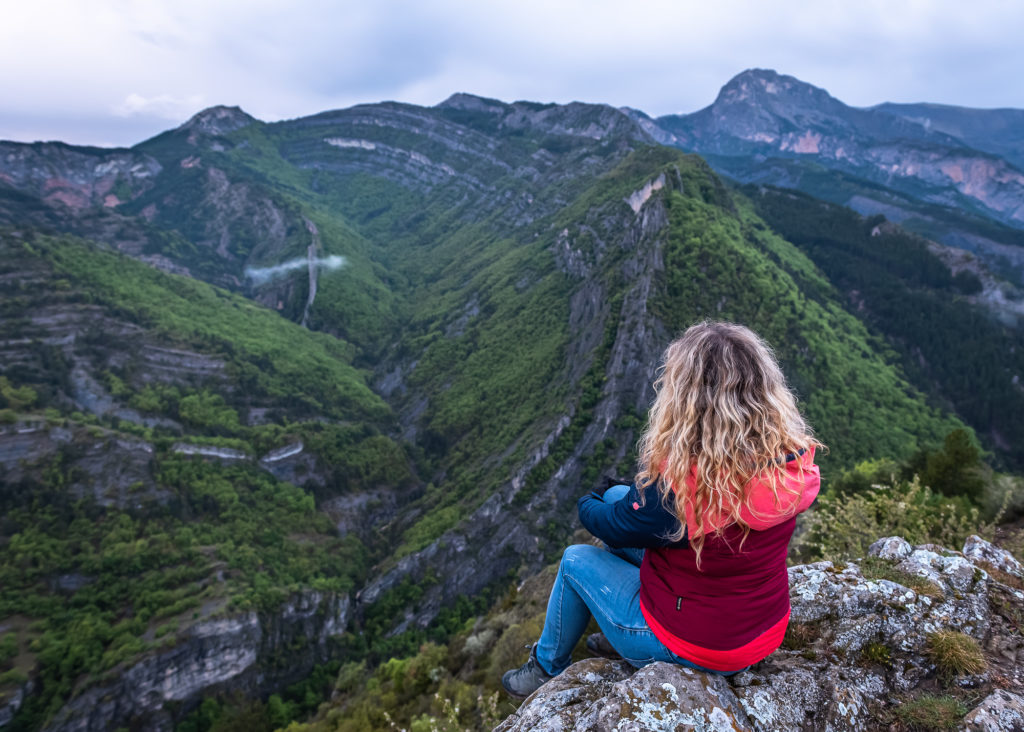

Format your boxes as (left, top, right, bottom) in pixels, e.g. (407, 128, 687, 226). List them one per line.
(497, 535, 1024, 731)
(0, 590, 350, 732)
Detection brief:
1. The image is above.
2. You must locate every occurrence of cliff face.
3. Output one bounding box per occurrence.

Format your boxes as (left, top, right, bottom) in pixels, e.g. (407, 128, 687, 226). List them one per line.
(22, 591, 349, 732)
(0, 142, 161, 211)
(652, 69, 1024, 286)
(657, 69, 1024, 228)
(497, 535, 1024, 732)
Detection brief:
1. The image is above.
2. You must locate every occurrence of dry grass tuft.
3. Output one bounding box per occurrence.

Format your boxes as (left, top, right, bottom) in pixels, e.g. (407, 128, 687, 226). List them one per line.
(926, 630, 986, 677)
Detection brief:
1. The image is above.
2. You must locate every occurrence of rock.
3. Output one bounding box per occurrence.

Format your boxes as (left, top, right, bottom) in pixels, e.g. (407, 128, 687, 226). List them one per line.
(960, 689, 1024, 731)
(499, 537, 1024, 731)
(39, 590, 350, 732)
(495, 659, 751, 732)
(867, 535, 912, 560)
(964, 535, 1024, 579)
(0, 685, 24, 728)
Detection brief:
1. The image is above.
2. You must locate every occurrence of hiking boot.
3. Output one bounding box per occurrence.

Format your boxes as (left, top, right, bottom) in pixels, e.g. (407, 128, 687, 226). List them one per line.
(586, 632, 622, 660)
(501, 643, 554, 699)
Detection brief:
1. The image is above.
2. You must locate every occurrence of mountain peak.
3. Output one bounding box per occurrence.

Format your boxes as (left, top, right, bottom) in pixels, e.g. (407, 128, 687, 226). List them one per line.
(435, 93, 508, 114)
(715, 68, 835, 108)
(179, 105, 257, 136)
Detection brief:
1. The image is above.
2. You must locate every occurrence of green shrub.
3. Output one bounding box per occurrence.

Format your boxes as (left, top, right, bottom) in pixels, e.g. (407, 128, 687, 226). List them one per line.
(0, 632, 17, 664)
(859, 557, 942, 599)
(894, 694, 967, 730)
(0, 668, 29, 685)
(860, 641, 891, 668)
(0, 376, 37, 410)
(795, 476, 989, 562)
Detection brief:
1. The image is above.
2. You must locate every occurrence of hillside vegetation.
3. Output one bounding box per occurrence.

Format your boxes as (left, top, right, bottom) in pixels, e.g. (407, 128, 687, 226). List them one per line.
(0, 92, 1016, 731)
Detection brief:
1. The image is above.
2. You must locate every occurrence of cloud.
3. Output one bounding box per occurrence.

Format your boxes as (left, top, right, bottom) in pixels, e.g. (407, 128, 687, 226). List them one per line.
(2, 0, 1024, 146)
(113, 92, 205, 119)
(245, 255, 347, 285)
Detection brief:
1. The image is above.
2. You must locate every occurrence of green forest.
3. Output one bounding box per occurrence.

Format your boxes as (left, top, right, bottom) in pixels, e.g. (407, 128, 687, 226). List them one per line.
(1, 93, 1022, 732)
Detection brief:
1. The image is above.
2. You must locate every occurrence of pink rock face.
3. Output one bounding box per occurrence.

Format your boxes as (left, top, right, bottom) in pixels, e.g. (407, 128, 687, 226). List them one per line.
(94, 177, 115, 196)
(791, 130, 821, 154)
(941, 161, 966, 184)
(45, 187, 90, 210)
(781, 130, 822, 154)
(103, 194, 120, 208)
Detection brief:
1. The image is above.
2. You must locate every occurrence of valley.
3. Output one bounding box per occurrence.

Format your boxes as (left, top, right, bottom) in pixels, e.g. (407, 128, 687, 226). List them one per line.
(0, 71, 1022, 731)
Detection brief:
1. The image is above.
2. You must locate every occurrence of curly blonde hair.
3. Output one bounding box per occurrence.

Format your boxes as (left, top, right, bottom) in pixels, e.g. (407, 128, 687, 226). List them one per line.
(635, 321, 821, 562)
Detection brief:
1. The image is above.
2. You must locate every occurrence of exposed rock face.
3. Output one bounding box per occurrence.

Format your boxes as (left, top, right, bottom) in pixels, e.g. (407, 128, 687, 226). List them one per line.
(653, 68, 1024, 282)
(178, 106, 257, 138)
(356, 175, 673, 627)
(497, 536, 1024, 731)
(962, 689, 1024, 731)
(872, 102, 1024, 172)
(40, 590, 350, 732)
(0, 142, 161, 211)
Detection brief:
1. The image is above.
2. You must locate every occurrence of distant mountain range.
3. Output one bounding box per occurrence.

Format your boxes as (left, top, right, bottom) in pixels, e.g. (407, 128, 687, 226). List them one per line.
(0, 70, 1021, 730)
(632, 69, 1024, 286)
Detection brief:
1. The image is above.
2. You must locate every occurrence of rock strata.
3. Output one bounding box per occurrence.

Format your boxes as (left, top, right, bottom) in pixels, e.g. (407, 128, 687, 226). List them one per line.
(497, 536, 1024, 731)
(36, 590, 350, 732)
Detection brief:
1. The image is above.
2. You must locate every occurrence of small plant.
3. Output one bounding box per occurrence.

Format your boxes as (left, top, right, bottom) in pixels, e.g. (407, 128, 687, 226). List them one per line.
(926, 630, 986, 678)
(894, 694, 967, 731)
(859, 557, 943, 599)
(976, 560, 1024, 592)
(781, 621, 820, 659)
(860, 641, 891, 668)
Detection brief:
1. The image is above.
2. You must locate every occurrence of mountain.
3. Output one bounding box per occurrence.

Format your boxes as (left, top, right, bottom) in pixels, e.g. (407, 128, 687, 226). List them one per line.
(645, 69, 1024, 286)
(873, 101, 1024, 171)
(0, 86, 1013, 730)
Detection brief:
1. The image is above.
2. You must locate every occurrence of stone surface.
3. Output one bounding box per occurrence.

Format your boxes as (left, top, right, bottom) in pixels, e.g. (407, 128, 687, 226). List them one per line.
(497, 536, 1024, 732)
(867, 535, 912, 561)
(494, 659, 751, 732)
(964, 534, 1024, 579)
(38, 590, 350, 732)
(960, 689, 1024, 731)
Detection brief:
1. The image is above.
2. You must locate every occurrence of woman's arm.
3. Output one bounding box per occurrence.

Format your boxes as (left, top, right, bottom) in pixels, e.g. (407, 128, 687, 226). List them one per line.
(577, 482, 688, 549)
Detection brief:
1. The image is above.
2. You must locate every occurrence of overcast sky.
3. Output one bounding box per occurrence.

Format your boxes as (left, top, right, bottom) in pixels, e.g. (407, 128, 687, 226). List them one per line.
(3, 0, 1023, 148)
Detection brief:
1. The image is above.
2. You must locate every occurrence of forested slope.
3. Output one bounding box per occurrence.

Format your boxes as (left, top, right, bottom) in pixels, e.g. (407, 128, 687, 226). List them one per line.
(0, 94, 1000, 731)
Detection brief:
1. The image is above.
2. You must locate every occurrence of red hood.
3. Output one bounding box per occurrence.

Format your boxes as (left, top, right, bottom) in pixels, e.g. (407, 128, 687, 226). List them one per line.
(678, 447, 819, 538)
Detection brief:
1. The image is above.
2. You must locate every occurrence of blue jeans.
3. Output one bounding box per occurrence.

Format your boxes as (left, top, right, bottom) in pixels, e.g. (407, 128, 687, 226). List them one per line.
(535, 484, 747, 677)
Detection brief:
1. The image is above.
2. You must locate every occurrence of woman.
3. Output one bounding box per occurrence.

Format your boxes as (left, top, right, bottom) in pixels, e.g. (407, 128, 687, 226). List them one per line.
(502, 321, 821, 697)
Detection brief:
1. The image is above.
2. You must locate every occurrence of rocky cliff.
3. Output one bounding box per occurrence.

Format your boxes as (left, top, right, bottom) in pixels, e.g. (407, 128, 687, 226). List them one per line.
(655, 69, 1024, 228)
(0, 590, 349, 732)
(649, 69, 1024, 287)
(497, 535, 1024, 731)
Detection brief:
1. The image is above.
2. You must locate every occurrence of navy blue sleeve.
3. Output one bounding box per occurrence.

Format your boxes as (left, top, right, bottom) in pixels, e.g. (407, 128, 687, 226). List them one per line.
(577, 483, 688, 549)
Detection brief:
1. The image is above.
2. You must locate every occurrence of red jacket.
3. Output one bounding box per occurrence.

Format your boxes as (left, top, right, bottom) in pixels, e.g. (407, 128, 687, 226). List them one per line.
(579, 448, 820, 671)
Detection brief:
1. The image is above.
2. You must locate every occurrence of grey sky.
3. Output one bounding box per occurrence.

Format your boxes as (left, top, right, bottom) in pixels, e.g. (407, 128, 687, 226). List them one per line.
(3, 0, 1023, 147)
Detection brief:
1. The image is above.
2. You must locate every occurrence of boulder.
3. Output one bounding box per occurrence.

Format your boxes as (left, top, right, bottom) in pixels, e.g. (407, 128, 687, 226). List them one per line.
(497, 536, 1024, 731)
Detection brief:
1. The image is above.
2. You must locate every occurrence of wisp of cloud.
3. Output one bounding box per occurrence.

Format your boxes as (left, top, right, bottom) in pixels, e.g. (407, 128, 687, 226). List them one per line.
(245, 254, 347, 285)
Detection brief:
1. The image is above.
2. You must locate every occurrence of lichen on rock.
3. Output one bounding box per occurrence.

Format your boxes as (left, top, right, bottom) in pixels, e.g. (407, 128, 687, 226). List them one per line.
(496, 536, 1024, 731)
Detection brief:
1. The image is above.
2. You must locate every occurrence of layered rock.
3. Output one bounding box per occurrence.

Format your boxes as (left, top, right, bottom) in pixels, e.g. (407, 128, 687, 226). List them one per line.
(37, 590, 350, 732)
(497, 536, 1024, 731)
(651, 69, 1024, 286)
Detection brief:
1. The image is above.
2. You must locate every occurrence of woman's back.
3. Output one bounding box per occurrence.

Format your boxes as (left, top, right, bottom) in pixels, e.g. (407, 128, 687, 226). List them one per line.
(638, 448, 819, 667)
